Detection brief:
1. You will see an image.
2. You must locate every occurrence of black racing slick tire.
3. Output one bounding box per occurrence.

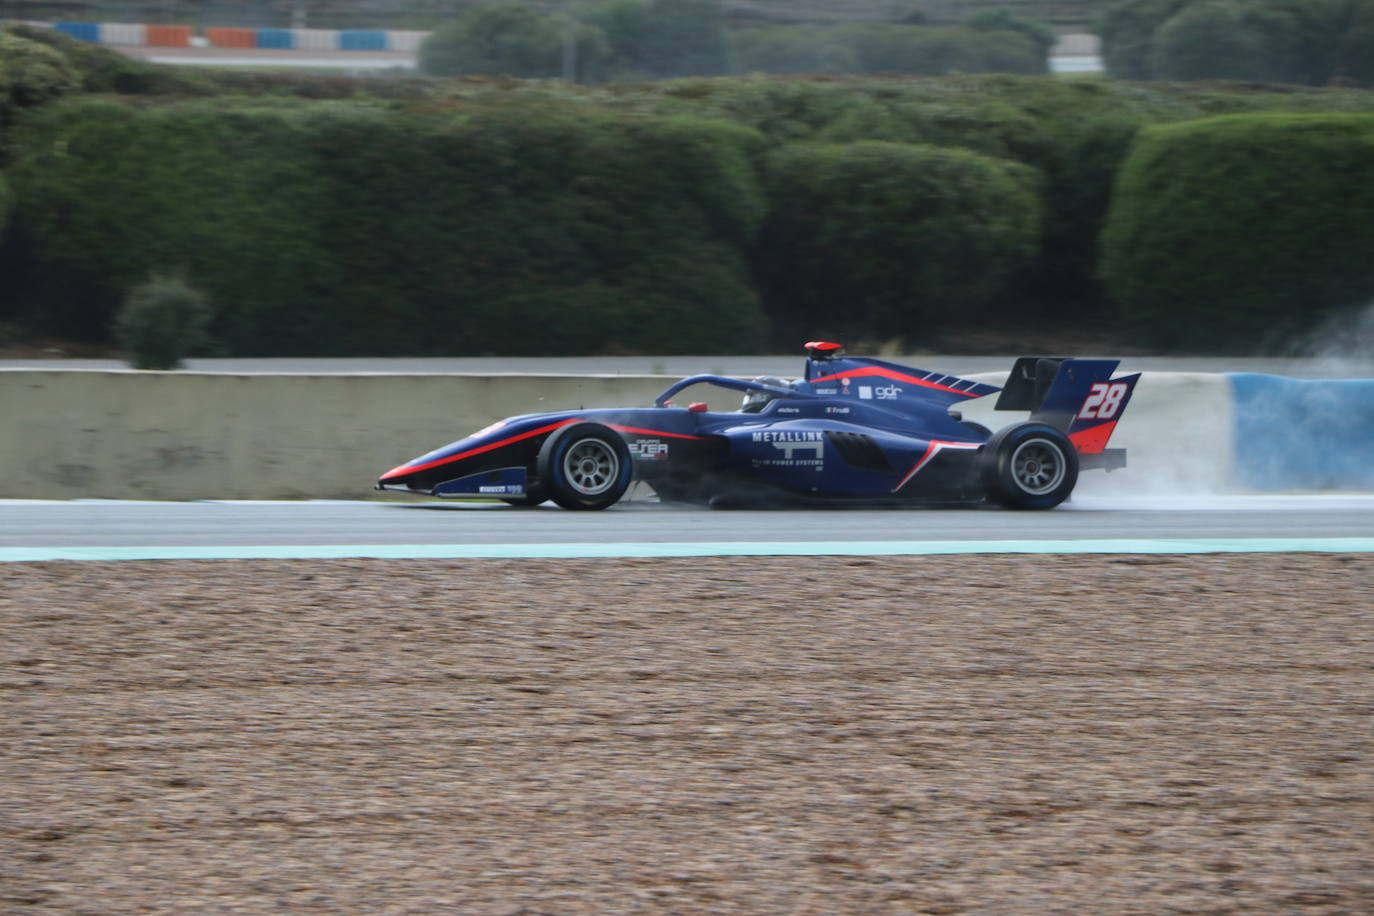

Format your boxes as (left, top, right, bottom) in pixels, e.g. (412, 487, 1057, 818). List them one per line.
(537, 423, 633, 510)
(980, 421, 1078, 510)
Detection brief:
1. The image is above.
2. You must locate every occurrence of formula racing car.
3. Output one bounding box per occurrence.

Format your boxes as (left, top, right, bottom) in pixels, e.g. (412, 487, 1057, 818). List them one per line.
(377, 342, 1140, 510)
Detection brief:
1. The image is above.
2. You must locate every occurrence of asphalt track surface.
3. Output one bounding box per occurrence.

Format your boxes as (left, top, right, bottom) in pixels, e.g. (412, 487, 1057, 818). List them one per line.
(5, 494, 1374, 551)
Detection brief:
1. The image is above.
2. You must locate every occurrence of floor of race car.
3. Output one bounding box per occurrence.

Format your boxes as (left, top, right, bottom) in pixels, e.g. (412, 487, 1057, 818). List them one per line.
(5, 553, 1370, 914)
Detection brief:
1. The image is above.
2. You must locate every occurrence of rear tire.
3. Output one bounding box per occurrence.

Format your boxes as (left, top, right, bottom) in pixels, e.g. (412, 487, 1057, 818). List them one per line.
(980, 422, 1078, 510)
(537, 423, 632, 510)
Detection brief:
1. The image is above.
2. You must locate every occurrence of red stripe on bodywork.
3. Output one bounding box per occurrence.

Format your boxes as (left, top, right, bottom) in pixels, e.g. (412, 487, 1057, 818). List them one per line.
(892, 440, 981, 491)
(379, 419, 579, 480)
(1069, 421, 1117, 455)
(609, 425, 707, 440)
(810, 366, 971, 396)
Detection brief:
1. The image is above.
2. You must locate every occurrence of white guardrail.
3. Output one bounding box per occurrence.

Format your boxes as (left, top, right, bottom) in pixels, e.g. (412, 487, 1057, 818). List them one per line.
(0, 370, 1368, 500)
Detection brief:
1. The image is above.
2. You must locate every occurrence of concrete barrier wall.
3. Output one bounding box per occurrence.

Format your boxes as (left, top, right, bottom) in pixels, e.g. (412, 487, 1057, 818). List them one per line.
(0, 369, 1366, 500)
(0, 371, 673, 500)
(1230, 374, 1374, 490)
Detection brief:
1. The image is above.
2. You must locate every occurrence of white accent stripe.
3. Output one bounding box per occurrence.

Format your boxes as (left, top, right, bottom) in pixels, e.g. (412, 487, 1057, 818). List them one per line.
(893, 441, 981, 491)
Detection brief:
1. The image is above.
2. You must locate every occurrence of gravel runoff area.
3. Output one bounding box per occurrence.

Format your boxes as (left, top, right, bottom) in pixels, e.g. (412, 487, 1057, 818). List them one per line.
(3, 554, 1371, 915)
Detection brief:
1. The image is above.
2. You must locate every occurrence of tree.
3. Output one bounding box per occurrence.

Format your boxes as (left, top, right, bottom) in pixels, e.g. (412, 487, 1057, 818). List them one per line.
(0, 31, 80, 116)
(1340, 0, 1374, 84)
(581, 0, 654, 78)
(114, 272, 213, 370)
(1098, 0, 1191, 79)
(638, 0, 729, 78)
(962, 7, 1057, 59)
(1099, 0, 1374, 86)
(1150, 0, 1302, 83)
(418, 3, 606, 80)
(844, 24, 983, 75)
(730, 25, 859, 75)
(574, 0, 728, 80)
(1290, 0, 1374, 86)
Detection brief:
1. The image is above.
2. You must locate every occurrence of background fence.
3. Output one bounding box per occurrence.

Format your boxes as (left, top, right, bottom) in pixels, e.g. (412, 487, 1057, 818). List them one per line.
(27, 20, 417, 50)
(1, 0, 1109, 31)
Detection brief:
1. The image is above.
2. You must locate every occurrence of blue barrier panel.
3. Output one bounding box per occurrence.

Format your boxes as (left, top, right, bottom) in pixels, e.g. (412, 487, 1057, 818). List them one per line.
(255, 28, 294, 49)
(53, 21, 100, 42)
(339, 29, 385, 51)
(1230, 373, 1374, 490)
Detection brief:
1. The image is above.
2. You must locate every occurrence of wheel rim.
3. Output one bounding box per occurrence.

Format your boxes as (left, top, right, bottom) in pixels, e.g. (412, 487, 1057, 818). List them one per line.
(1010, 438, 1066, 495)
(562, 438, 620, 496)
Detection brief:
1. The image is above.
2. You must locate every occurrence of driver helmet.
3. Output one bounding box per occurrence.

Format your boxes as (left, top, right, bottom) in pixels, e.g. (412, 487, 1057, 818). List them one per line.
(741, 376, 792, 411)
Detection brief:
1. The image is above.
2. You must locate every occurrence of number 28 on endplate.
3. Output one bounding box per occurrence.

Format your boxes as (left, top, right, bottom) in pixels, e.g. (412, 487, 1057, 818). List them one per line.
(1078, 382, 1128, 420)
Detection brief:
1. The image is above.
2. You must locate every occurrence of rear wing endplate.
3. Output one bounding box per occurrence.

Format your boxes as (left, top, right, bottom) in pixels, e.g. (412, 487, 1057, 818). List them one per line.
(994, 357, 1068, 412)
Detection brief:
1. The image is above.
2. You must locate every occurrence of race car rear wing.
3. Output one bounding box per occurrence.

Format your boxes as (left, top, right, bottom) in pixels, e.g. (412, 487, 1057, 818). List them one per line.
(996, 357, 1141, 470)
(995, 357, 1070, 412)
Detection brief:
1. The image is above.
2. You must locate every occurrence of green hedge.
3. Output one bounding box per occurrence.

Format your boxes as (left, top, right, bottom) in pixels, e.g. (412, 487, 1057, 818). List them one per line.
(298, 104, 768, 354)
(9, 51, 1374, 354)
(6, 98, 333, 347)
(0, 30, 80, 121)
(728, 25, 1048, 79)
(1100, 0, 1374, 87)
(1100, 112, 1374, 349)
(0, 172, 10, 238)
(5, 98, 769, 354)
(660, 75, 1374, 317)
(418, 3, 609, 80)
(3, 24, 213, 97)
(755, 140, 1041, 344)
(662, 76, 1216, 315)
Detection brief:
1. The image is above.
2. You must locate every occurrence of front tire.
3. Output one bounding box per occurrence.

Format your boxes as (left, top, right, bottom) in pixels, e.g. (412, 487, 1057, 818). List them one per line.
(537, 423, 632, 510)
(980, 422, 1078, 510)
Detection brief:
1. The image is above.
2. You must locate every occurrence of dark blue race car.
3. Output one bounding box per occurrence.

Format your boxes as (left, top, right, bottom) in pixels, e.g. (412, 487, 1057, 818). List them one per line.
(377, 342, 1140, 510)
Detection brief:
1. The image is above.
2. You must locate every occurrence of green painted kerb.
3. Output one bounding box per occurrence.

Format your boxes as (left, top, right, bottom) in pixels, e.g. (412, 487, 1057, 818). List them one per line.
(3, 538, 1373, 562)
